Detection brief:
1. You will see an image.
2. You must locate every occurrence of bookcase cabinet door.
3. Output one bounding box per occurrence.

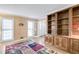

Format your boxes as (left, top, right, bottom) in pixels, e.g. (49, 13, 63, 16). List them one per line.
(54, 36, 69, 51)
(49, 36, 54, 45)
(70, 39, 79, 54)
(60, 37, 69, 51)
(54, 36, 62, 48)
(45, 35, 54, 45)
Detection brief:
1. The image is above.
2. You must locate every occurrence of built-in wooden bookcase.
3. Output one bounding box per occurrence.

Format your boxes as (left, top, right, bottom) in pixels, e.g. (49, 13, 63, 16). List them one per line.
(72, 6, 79, 35)
(47, 10, 69, 36)
(57, 10, 69, 35)
(47, 14, 56, 35)
(46, 5, 79, 54)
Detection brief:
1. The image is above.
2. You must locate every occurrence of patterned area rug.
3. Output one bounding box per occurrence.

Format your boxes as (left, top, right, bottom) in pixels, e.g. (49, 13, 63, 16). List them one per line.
(5, 40, 50, 54)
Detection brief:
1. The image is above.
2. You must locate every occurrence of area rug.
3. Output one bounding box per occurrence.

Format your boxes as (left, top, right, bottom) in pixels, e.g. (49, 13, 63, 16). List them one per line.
(5, 40, 49, 54)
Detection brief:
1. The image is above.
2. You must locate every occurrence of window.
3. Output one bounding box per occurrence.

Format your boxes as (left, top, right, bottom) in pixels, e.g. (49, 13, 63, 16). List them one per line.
(2, 18, 14, 41)
(0, 19, 1, 40)
(38, 20, 47, 36)
(27, 20, 35, 37)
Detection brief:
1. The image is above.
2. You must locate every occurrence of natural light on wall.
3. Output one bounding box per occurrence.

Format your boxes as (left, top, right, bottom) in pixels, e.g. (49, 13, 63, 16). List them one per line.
(2, 18, 14, 41)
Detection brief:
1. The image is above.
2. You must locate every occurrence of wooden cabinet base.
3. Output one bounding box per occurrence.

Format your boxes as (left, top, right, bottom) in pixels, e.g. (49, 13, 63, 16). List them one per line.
(54, 36, 69, 52)
(45, 35, 79, 54)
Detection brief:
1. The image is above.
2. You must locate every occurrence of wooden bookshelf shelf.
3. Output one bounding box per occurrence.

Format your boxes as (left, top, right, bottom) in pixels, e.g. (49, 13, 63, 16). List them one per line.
(58, 17, 69, 20)
(72, 15, 79, 18)
(48, 20, 55, 22)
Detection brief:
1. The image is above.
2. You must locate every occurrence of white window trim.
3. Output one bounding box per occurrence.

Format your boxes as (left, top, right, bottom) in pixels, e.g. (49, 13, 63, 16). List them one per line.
(1, 17, 14, 42)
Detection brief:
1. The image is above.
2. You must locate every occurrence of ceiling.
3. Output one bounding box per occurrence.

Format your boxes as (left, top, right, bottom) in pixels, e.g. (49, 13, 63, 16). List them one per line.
(0, 4, 74, 19)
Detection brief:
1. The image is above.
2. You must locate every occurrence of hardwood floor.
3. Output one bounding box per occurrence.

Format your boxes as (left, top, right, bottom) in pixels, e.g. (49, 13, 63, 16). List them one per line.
(45, 43, 69, 54)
